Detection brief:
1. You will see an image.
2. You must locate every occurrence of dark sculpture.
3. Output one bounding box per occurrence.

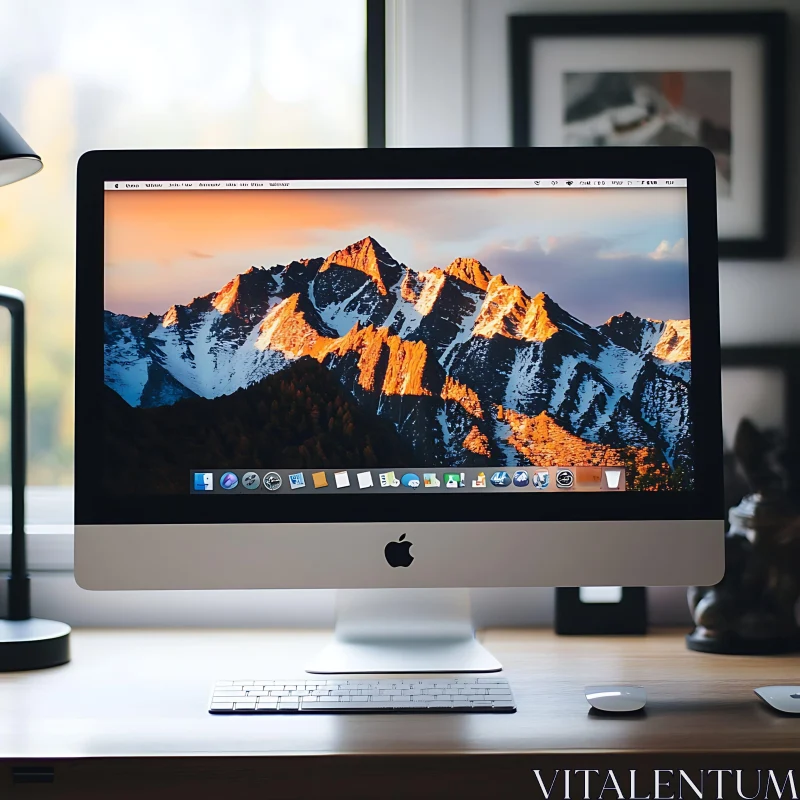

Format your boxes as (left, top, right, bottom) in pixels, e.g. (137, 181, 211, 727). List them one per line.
(687, 418, 800, 654)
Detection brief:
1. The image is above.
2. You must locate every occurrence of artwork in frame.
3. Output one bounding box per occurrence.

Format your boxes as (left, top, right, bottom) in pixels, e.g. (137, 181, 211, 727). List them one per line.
(510, 12, 787, 259)
(720, 346, 800, 510)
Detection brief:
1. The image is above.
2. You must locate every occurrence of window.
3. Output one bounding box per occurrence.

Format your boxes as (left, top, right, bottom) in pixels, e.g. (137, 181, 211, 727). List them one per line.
(0, 0, 367, 485)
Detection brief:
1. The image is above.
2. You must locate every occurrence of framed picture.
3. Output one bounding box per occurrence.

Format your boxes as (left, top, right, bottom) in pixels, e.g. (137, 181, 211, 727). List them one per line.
(510, 12, 787, 259)
(721, 346, 800, 508)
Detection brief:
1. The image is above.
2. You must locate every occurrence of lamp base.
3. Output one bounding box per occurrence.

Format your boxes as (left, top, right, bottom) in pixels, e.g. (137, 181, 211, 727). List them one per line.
(0, 618, 71, 672)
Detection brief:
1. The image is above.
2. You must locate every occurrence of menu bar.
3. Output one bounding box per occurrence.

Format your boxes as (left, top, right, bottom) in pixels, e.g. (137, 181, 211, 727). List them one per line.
(105, 178, 686, 191)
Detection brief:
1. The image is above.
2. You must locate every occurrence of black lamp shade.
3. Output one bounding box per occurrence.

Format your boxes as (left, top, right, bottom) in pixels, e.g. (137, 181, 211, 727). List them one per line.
(0, 113, 42, 188)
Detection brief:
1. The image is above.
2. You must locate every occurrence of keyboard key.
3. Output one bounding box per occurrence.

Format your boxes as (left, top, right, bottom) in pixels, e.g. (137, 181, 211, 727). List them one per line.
(211, 702, 234, 710)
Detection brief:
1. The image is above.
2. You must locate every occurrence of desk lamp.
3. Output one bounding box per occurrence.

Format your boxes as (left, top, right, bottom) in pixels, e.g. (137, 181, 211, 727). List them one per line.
(0, 112, 70, 671)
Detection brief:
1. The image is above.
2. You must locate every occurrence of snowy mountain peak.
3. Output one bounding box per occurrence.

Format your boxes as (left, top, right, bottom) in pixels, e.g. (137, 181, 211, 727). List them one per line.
(472, 280, 564, 342)
(601, 311, 663, 353)
(473, 276, 526, 339)
(103, 233, 693, 490)
(318, 235, 401, 296)
(161, 296, 212, 327)
(400, 266, 447, 315)
(654, 319, 691, 362)
(605, 310, 635, 325)
(162, 305, 181, 327)
(444, 257, 491, 291)
(519, 292, 561, 342)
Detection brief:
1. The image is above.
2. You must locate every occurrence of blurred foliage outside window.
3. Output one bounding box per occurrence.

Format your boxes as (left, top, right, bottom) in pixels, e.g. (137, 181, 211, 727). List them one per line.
(0, 0, 367, 485)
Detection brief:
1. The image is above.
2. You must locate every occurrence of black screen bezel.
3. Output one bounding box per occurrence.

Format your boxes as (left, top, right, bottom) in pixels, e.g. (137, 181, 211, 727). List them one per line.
(76, 146, 723, 526)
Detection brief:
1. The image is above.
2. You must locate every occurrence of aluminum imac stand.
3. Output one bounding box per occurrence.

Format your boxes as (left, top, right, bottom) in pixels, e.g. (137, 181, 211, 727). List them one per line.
(305, 588, 502, 674)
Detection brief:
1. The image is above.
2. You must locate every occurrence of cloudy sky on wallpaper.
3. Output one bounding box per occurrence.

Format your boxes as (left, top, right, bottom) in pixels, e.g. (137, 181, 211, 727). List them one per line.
(104, 187, 690, 325)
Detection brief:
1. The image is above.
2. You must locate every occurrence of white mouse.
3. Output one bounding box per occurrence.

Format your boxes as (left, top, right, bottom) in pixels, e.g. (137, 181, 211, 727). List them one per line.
(585, 685, 647, 713)
(755, 686, 800, 714)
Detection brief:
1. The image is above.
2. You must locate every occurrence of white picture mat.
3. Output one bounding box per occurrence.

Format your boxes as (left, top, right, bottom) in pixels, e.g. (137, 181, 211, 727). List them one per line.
(531, 36, 764, 240)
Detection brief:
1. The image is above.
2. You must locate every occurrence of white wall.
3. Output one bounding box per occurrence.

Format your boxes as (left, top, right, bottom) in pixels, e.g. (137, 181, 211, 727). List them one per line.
(390, 0, 800, 345)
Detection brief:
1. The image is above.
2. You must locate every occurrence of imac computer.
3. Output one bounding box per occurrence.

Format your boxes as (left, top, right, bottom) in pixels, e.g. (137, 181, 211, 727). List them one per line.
(75, 148, 724, 673)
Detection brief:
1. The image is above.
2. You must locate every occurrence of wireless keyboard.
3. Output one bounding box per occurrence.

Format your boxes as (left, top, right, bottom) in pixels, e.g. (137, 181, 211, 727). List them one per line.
(209, 677, 516, 713)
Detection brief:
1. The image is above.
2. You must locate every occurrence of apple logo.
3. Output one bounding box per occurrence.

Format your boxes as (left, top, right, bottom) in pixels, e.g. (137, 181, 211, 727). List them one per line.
(384, 533, 414, 568)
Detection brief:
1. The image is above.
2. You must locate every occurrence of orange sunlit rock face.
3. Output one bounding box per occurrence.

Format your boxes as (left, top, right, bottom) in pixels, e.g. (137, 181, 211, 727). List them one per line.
(500, 408, 626, 466)
(463, 425, 492, 456)
(473, 277, 561, 342)
(161, 305, 180, 327)
(375, 333, 433, 397)
(498, 408, 670, 485)
(211, 274, 242, 315)
(520, 292, 560, 341)
(258, 297, 435, 397)
(653, 319, 691, 362)
(318, 236, 394, 296)
(440, 376, 484, 418)
(326, 323, 433, 396)
(444, 257, 492, 291)
(256, 294, 334, 359)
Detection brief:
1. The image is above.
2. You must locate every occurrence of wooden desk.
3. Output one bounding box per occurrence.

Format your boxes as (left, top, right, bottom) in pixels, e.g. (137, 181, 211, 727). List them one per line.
(1, 628, 798, 798)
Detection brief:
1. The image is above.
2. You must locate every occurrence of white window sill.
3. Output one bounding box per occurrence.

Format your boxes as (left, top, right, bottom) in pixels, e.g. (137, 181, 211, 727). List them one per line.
(0, 486, 74, 571)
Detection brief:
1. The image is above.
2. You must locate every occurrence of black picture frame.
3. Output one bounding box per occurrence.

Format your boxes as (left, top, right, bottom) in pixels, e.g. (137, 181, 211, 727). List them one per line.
(721, 345, 800, 500)
(555, 587, 647, 636)
(510, 11, 788, 259)
(366, 0, 386, 148)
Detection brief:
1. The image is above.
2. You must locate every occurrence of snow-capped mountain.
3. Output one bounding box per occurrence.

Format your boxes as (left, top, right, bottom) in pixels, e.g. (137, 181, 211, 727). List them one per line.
(104, 236, 692, 482)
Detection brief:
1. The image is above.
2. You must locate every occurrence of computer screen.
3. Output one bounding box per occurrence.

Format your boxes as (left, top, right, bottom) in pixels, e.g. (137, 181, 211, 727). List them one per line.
(102, 177, 692, 498)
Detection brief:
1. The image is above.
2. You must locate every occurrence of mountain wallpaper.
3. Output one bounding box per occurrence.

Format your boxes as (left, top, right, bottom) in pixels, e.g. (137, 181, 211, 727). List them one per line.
(104, 214, 693, 494)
